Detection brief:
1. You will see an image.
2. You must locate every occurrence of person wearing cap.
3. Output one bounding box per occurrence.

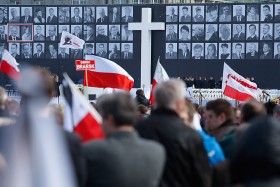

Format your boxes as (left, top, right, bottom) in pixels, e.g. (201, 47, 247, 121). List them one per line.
(59, 8, 70, 23)
(193, 6, 204, 22)
(180, 6, 192, 22)
(84, 43, 94, 58)
(206, 5, 218, 22)
(219, 5, 231, 22)
(34, 8, 45, 23)
(166, 7, 178, 22)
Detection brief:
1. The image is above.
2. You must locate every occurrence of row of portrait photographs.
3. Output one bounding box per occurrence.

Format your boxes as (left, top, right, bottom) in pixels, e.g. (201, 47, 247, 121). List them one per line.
(0, 6, 133, 24)
(0, 24, 133, 42)
(165, 42, 280, 60)
(3, 42, 133, 60)
(166, 23, 280, 42)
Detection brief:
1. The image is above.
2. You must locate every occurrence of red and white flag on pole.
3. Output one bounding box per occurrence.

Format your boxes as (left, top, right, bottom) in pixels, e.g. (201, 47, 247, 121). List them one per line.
(83, 55, 134, 91)
(0, 49, 20, 80)
(59, 31, 85, 49)
(63, 73, 104, 143)
(150, 57, 169, 105)
(222, 63, 260, 101)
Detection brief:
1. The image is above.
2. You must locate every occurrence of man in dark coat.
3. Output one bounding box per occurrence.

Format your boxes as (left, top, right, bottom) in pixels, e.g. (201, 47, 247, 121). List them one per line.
(135, 89, 150, 107)
(136, 79, 212, 187)
(208, 77, 216, 89)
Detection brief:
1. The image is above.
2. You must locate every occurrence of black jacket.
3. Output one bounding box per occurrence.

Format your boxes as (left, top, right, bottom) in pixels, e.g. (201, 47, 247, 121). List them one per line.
(135, 95, 150, 106)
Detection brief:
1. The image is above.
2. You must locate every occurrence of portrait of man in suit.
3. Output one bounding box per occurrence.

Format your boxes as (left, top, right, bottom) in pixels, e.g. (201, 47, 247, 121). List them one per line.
(275, 25, 280, 40)
(180, 6, 192, 22)
(121, 43, 133, 59)
(71, 7, 82, 23)
(96, 43, 107, 58)
(166, 6, 178, 22)
(233, 24, 245, 41)
(192, 44, 204, 59)
(233, 5, 245, 22)
(84, 25, 94, 42)
(33, 43, 44, 59)
(261, 4, 273, 22)
(192, 25, 204, 41)
(46, 44, 57, 59)
(219, 24, 231, 41)
(122, 6, 133, 23)
(219, 5, 231, 22)
(274, 43, 280, 59)
(193, 6, 204, 22)
(71, 49, 83, 59)
(96, 7, 108, 23)
(96, 25, 108, 41)
(260, 43, 272, 59)
(206, 5, 218, 22)
(178, 43, 190, 59)
(109, 25, 120, 41)
(84, 7, 95, 23)
(46, 7, 58, 23)
(84, 43, 94, 58)
(34, 25, 44, 41)
(8, 26, 20, 41)
(71, 25, 82, 38)
(108, 43, 120, 60)
(246, 43, 259, 59)
(122, 25, 133, 41)
(9, 43, 20, 59)
(21, 43, 32, 59)
(59, 7, 70, 23)
(109, 7, 120, 23)
(21, 7, 33, 23)
(261, 24, 273, 40)
(58, 47, 69, 59)
(0, 8, 7, 23)
(46, 25, 57, 41)
(9, 7, 20, 23)
(219, 43, 231, 59)
(0, 43, 5, 59)
(179, 25, 190, 41)
(0, 25, 7, 41)
(275, 6, 280, 22)
(34, 8, 45, 23)
(165, 43, 177, 59)
(232, 43, 245, 59)
(247, 24, 259, 40)
(205, 24, 218, 41)
(166, 25, 177, 41)
(58, 25, 68, 41)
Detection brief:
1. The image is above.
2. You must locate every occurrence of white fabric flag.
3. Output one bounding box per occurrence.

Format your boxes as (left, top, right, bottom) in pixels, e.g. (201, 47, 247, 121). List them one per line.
(59, 31, 85, 49)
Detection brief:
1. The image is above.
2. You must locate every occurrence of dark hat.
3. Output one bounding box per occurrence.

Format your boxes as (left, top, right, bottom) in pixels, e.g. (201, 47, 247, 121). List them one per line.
(86, 44, 93, 48)
(35, 8, 42, 13)
(195, 7, 201, 11)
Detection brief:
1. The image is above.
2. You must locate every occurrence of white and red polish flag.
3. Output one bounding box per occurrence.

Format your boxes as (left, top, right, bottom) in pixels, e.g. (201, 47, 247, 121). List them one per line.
(63, 73, 104, 143)
(83, 55, 134, 91)
(150, 57, 169, 105)
(0, 49, 20, 80)
(222, 63, 261, 101)
(59, 31, 85, 49)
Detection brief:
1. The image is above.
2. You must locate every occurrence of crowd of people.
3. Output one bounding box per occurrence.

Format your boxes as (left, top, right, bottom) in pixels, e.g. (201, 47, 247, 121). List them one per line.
(0, 67, 279, 187)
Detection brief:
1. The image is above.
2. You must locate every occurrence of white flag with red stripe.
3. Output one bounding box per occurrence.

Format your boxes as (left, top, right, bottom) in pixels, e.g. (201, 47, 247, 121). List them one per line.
(59, 31, 85, 49)
(222, 63, 260, 101)
(150, 58, 169, 105)
(63, 73, 104, 143)
(83, 55, 134, 91)
(0, 49, 20, 80)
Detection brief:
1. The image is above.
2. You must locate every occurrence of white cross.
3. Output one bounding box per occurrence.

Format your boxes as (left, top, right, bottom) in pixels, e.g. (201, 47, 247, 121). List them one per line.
(128, 8, 165, 90)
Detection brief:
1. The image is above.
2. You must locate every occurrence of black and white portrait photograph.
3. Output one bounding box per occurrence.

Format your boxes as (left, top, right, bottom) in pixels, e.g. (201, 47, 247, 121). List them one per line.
(71, 25, 82, 38)
(21, 43, 32, 59)
(121, 43, 133, 59)
(109, 25, 120, 41)
(261, 4, 273, 22)
(96, 7, 108, 23)
(9, 7, 20, 23)
(84, 7, 95, 23)
(232, 43, 245, 59)
(59, 7, 70, 23)
(192, 43, 204, 59)
(275, 24, 280, 40)
(246, 23, 259, 40)
(193, 6, 204, 22)
(8, 25, 20, 41)
(0, 25, 7, 41)
(179, 24, 191, 41)
(219, 5, 232, 22)
(275, 4, 280, 22)
(260, 23, 273, 40)
(84, 43, 94, 58)
(122, 25, 133, 41)
(178, 43, 190, 59)
(274, 42, 280, 59)
(71, 49, 83, 59)
(108, 43, 120, 60)
(109, 6, 120, 23)
(206, 5, 218, 22)
(205, 24, 218, 41)
(46, 43, 58, 59)
(84, 25, 94, 42)
(219, 24, 231, 41)
(260, 42, 273, 59)
(58, 25, 69, 41)
(219, 43, 231, 59)
(165, 43, 177, 59)
(9, 43, 20, 59)
(21, 25, 33, 41)
(46, 7, 58, 23)
(0, 7, 8, 23)
(46, 25, 57, 41)
(166, 24, 178, 41)
(166, 6, 178, 23)
(0, 43, 5, 59)
(96, 25, 108, 41)
(122, 6, 133, 23)
(33, 43, 45, 59)
(34, 7, 45, 23)
(96, 43, 107, 58)
(232, 24, 246, 41)
(21, 7, 33, 23)
(246, 43, 259, 59)
(192, 24, 204, 42)
(247, 5, 260, 22)
(58, 47, 69, 59)
(205, 43, 217, 59)
(71, 7, 82, 23)
(179, 6, 192, 22)
(233, 5, 245, 22)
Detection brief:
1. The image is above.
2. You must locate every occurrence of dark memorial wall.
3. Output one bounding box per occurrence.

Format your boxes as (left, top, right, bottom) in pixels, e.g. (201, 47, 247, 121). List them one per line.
(0, 4, 280, 88)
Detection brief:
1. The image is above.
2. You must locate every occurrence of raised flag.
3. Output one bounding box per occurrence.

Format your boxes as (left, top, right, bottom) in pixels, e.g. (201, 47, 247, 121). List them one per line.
(83, 55, 134, 91)
(0, 49, 20, 80)
(150, 57, 169, 105)
(63, 73, 104, 142)
(59, 31, 85, 49)
(222, 63, 260, 101)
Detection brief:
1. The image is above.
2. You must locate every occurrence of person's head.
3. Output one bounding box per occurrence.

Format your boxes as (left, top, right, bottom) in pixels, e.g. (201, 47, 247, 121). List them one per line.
(180, 25, 189, 39)
(168, 43, 173, 52)
(49, 8, 54, 16)
(182, 98, 196, 127)
(96, 93, 138, 136)
(48, 25, 56, 37)
(240, 99, 266, 123)
(85, 44, 93, 53)
(205, 99, 233, 131)
(11, 43, 17, 54)
(99, 43, 104, 51)
(74, 26, 81, 34)
(124, 7, 131, 17)
(48, 44, 54, 52)
(74, 7, 80, 17)
(193, 44, 203, 57)
(236, 24, 242, 33)
(24, 26, 30, 34)
(207, 44, 216, 56)
(264, 102, 277, 116)
(249, 24, 256, 35)
(273, 105, 280, 120)
(137, 104, 149, 119)
(60, 47, 66, 53)
(11, 8, 16, 17)
(124, 44, 130, 52)
(262, 24, 270, 35)
(36, 43, 42, 53)
(98, 8, 105, 17)
(277, 25, 280, 37)
(263, 43, 270, 53)
(235, 6, 242, 16)
(248, 43, 256, 53)
(11, 26, 17, 37)
(221, 43, 229, 54)
(182, 6, 189, 15)
(61, 9, 67, 17)
(263, 5, 270, 16)
(36, 25, 42, 34)
(6, 99, 20, 117)
(195, 7, 201, 16)
(86, 25, 93, 35)
(85, 7, 92, 17)
(235, 43, 242, 54)
(222, 5, 230, 15)
(112, 7, 118, 14)
(24, 8, 30, 16)
(97, 26, 105, 35)
(208, 5, 218, 19)
(0, 25, 4, 34)
(61, 26, 67, 32)
(35, 8, 42, 17)
(110, 25, 118, 36)
(168, 25, 175, 34)
(207, 24, 215, 34)
(110, 43, 117, 52)
(169, 7, 175, 15)
(136, 89, 144, 96)
(220, 24, 230, 39)
(250, 6, 257, 14)
(23, 44, 29, 55)
(277, 43, 280, 54)
(0, 8, 4, 19)
(181, 43, 188, 52)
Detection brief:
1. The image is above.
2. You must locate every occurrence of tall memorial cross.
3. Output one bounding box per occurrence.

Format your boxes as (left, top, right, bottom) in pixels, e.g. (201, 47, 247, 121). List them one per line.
(128, 8, 165, 90)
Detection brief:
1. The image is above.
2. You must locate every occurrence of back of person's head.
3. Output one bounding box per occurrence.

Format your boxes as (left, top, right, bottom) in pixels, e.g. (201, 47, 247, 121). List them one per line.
(136, 89, 143, 96)
(0, 87, 7, 107)
(206, 99, 233, 121)
(6, 99, 20, 117)
(137, 104, 149, 119)
(231, 116, 280, 185)
(241, 99, 266, 123)
(265, 101, 277, 115)
(273, 105, 280, 119)
(184, 98, 196, 125)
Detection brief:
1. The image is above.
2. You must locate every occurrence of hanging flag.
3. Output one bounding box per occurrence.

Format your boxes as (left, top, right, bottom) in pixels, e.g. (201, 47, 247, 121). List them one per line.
(59, 31, 85, 49)
(63, 73, 104, 143)
(0, 49, 20, 80)
(83, 55, 134, 91)
(150, 57, 169, 105)
(222, 63, 261, 101)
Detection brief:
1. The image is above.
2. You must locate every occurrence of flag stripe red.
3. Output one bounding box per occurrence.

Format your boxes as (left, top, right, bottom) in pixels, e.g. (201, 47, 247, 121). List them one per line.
(0, 59, 20, 80)
(149, 79, 158, 105)
(224, 84, 254, 101)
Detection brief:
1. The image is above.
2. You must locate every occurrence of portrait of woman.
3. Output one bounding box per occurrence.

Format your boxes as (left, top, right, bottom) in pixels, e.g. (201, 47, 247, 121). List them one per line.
(21, 26, 32, 41)
(205, 43, 217, 59)
(247, 5, 259, 21)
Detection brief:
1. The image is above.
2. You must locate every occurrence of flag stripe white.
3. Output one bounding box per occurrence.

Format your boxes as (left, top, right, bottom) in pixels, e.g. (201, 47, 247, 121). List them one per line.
(59, 31, 85, 49)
